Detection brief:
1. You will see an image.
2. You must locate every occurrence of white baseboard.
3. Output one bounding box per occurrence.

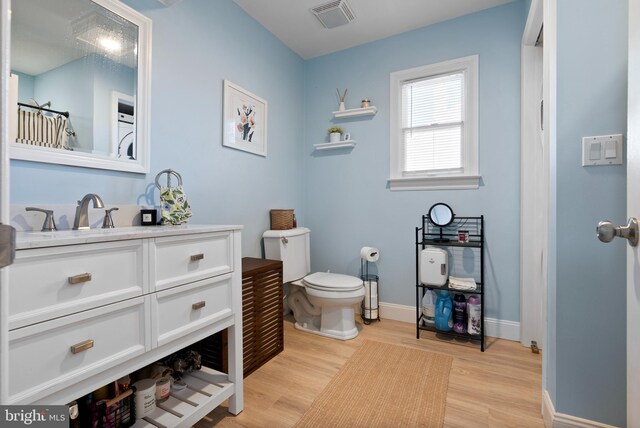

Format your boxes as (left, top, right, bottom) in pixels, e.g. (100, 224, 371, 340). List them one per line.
(378, 302, 415, 323)
(485, 317, 520, 341)
(378, 301, 520, 341)
(542, 390, 617, 428)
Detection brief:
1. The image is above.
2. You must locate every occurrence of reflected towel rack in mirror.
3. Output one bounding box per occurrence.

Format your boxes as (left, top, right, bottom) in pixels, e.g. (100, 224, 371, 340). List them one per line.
(17, 102, 69, 118)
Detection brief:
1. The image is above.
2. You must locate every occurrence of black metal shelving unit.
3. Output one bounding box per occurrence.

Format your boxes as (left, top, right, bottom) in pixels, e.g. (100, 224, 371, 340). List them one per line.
(415, 214, 485, 351)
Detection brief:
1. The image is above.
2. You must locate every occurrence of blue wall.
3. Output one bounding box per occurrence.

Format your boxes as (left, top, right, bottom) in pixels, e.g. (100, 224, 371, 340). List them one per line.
(303, 1, 526, 321)
(10, 0, 306, 257)
(9, 0, 631, 424)
(554, 0, 627, 424)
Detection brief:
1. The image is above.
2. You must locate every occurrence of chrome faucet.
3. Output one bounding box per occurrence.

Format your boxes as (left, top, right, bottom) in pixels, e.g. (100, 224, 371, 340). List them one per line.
(73, 194, 105, 230)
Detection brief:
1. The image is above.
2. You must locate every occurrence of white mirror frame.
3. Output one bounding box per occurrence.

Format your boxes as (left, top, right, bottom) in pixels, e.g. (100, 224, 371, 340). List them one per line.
(9, 0, 152, 174)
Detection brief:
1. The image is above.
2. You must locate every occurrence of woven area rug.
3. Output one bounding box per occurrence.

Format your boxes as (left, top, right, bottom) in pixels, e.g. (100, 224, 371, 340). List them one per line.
(294, 340, 453, 428)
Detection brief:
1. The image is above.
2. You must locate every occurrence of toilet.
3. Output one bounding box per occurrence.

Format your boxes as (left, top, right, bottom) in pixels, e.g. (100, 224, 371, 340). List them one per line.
(263, 227, 365, 340)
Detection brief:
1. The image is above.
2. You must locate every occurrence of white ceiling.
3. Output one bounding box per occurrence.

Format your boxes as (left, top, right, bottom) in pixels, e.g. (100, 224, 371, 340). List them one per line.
(233, 0, 515, 59)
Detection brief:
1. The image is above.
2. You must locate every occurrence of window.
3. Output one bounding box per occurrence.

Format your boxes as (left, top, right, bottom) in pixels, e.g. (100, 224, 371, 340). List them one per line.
(389, 55, 479, 190)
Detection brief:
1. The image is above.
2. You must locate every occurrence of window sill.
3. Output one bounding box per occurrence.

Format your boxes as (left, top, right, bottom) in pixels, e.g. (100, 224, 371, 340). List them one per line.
(388, 175, 480, 191)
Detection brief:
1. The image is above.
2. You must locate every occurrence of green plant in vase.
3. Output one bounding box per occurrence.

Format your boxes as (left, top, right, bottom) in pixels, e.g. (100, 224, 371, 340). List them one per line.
(328, 126, 344, 143)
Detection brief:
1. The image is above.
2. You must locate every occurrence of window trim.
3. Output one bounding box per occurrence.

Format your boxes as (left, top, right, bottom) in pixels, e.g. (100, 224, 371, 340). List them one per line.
(389, 55, 480, 191)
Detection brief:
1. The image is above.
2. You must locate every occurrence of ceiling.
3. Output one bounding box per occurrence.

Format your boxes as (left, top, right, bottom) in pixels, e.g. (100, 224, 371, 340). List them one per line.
(233, 0, 515, 59)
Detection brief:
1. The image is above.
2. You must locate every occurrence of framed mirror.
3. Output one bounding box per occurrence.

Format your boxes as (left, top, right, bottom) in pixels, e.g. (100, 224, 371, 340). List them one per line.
(428, 203, 454, 227)
(8, 0, 151, 173)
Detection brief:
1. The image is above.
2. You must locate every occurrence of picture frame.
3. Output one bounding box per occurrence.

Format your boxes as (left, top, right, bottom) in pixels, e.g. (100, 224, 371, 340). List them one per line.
(140, 208, 157, 226)
(223, 80, 268, 157)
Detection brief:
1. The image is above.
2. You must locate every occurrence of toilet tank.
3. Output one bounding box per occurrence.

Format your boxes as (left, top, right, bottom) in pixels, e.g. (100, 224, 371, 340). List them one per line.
(263, 227, 311, 282)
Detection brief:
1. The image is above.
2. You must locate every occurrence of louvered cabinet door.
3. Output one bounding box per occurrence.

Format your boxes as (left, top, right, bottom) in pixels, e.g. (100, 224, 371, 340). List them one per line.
(241, 258, 283, 377)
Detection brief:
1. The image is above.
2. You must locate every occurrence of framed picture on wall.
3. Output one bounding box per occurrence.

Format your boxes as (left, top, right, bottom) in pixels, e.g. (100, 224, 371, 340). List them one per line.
(223, 80, 268, 157)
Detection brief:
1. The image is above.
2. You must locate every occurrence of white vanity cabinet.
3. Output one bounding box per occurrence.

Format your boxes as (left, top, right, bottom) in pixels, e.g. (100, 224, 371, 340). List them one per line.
(6, 225, 243, 426)
(8, 239, 148, 330)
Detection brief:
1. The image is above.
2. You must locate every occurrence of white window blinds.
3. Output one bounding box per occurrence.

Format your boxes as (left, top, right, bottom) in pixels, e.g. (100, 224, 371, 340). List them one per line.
(401, 71, 464, 173)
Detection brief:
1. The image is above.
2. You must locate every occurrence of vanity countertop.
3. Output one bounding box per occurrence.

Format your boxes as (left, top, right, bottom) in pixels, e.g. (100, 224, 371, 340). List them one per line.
(16, 224, 243, 250)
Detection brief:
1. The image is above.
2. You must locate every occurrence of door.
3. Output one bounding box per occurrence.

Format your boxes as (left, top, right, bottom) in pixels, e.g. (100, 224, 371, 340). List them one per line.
(628, 1, 640, 425)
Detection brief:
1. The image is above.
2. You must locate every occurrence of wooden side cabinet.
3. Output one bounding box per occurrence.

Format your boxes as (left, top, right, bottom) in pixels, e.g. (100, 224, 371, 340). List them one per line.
(201, 257, 283, 377)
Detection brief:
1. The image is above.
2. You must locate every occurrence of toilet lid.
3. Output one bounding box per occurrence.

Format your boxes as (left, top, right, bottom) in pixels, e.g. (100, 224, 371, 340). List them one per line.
(303, 272, 363, 291)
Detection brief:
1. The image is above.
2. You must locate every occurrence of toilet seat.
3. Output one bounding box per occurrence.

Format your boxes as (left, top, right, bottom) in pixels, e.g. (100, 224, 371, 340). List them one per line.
(303, 272, 363, 292)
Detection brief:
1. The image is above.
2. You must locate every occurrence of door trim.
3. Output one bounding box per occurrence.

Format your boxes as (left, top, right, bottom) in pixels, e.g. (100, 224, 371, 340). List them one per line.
(0, 0, 11, 404)
(627, 1, 640, 425)
(520, 0, 546, 350)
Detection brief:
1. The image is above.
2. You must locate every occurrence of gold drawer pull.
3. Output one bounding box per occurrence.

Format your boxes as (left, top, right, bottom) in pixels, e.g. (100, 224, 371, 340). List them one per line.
(68, 273, 92, 284)
(70, 339, 94, 354)
(192, 301, 206, 310)
(190, 253, 205, 262)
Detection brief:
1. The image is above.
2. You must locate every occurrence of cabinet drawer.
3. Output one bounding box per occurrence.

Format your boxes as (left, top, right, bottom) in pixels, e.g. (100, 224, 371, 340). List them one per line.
(153, 274, 233, 347)
(151, 232, 233, 291)
(9, 240, 146, 330)
(8, 297, 148, 404)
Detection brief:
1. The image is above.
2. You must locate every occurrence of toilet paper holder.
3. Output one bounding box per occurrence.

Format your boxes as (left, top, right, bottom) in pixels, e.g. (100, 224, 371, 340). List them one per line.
(360, 246, 380, 324)
(360, 246, 379, 263)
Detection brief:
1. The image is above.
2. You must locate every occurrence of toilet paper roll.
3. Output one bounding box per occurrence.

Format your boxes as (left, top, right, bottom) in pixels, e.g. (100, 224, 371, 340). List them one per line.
(360, 246, 380, 262)
(363, 294, 378, 309)
(363, 280, 378, 297)
(362, 307, 379, 319)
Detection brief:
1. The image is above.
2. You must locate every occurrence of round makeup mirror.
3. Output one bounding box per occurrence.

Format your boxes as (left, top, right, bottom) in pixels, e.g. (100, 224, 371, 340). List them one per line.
(428, 203, 454, 227)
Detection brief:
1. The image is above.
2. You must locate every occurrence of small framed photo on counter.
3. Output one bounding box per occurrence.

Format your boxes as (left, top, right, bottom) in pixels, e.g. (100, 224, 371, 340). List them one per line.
(140, 209, 157, 226)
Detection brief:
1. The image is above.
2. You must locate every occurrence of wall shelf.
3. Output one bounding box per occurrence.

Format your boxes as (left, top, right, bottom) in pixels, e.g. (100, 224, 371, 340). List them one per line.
(332, 106, 377, 118)
(314, 141, 356, 150)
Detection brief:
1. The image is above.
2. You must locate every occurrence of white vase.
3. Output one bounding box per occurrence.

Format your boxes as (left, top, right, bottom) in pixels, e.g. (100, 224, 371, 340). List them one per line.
(329, 132, 341, 143)
(338, 101, 346, 111)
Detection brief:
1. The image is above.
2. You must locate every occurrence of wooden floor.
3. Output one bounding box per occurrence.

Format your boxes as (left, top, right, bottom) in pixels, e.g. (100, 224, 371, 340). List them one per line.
(196, 317, 544, 428)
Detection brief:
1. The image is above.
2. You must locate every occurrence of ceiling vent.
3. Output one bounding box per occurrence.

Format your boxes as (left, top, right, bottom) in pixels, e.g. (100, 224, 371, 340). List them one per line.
(311, 0, 356, 29)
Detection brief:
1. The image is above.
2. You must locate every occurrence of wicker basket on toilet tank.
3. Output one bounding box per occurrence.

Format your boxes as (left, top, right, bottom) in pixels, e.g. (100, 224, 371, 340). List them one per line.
(270, 209, 295, 230)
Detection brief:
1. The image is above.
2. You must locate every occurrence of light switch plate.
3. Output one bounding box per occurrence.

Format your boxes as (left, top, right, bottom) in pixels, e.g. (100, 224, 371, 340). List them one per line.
(582, 134, 623, 166)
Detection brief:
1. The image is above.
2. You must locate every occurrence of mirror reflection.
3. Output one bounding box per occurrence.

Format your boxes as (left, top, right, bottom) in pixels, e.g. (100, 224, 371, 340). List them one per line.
(428, 203, 454, 227)
(9, 0, 138, 161)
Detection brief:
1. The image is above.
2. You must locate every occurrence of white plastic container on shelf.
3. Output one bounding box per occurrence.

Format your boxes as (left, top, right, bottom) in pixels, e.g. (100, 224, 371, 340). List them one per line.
(133, 378, 156, 418)
(421, 290, 436, 326)
(419, 247, 448, 286)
